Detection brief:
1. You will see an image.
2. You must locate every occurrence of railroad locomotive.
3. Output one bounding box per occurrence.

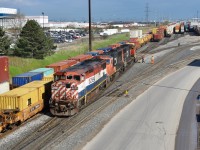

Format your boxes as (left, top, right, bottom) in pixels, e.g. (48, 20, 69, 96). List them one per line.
(50, 44, 133, 116)
(50, 58, 107, 116)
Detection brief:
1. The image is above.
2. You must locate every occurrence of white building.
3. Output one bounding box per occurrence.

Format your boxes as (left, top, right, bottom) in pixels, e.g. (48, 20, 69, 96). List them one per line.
(25, 16, 48, 27)
(0, 7, 17, 28)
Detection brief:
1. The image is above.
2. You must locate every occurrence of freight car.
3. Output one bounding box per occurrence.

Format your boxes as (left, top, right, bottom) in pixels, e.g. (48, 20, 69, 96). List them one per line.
(193, 26, 200, 35)
(50, 44, 133, 116)
(165, 24, 175, 37)
(0, 80, 52, 132)
(174, 24, 181, 34)
(46, 60, 77, 72)
(152, 27, 165, 41)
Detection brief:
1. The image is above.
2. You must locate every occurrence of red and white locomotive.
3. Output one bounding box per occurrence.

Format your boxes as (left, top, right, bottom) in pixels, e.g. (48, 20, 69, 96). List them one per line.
(50, 43, 133, 116)
(50, 58, 107, 116)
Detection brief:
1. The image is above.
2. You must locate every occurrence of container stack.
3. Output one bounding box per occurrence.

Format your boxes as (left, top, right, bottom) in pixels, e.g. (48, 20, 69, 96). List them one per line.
(0, 56, 10, 94)
(12, 72, 44, 88)
(30, 68, 54, 82)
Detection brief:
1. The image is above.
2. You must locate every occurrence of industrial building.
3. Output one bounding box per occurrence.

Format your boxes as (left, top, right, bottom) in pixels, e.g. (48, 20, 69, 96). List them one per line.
(0, 7, 17, 28)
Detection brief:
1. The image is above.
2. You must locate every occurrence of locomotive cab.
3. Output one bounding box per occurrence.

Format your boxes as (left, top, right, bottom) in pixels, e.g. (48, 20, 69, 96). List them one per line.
(50, 73, 85, 116)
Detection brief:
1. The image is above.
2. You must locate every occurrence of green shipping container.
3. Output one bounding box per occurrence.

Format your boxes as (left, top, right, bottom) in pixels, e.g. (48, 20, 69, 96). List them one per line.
(30, 68, 54, 77)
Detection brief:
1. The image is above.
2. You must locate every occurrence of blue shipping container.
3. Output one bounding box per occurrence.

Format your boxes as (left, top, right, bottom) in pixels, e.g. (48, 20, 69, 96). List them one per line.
(29, 68, 54, 77)
(12, 72, 43, 87)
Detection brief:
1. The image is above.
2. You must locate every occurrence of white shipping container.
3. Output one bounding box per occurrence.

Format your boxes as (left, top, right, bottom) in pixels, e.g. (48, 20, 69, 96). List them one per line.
(130, 30, 138, 38)
(166, 25, 174, 35)
(101, 29, 118, 36)
(121, 29, 130, 33)
(138, 30, 143, 38)
(0, 82, 10, 94)
(180, 26, 184, 33)
(130, 30, 143, 38)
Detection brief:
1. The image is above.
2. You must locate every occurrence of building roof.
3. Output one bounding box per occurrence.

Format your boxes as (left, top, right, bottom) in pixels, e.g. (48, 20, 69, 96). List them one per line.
(0, 7, 17, 18)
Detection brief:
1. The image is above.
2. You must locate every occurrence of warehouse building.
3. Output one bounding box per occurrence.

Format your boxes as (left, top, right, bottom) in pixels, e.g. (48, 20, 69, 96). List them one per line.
(0, 7, 17, 28)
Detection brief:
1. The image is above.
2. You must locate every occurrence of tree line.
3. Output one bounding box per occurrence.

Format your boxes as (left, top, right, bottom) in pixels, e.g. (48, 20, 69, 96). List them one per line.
(0, 20, 56, 59)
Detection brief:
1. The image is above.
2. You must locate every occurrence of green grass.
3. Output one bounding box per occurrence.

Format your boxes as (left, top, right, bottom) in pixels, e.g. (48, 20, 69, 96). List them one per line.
(9, 33, 129, 77)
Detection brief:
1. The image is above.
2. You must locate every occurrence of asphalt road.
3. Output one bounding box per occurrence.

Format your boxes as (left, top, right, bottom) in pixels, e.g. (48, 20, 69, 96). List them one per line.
(175, 61, 200, 150)
(83, 64, 200, 150)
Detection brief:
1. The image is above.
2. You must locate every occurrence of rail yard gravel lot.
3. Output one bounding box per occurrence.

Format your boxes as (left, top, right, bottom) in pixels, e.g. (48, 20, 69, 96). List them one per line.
(1, 33, 200, 150)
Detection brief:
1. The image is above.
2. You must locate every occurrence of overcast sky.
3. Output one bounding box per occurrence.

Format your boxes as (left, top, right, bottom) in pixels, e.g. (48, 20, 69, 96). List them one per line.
(0, 0, 199, 22)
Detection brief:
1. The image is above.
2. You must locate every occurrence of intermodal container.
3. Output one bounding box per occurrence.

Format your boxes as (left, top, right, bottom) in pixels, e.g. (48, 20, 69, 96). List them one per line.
(0, 82, 9, 94)
(42, 74, 54, 82)
(153, 34, 163, 41)
(46, 60, 77, 72)
(0, 87, 38, 111)
(86, 51, 100, 56)
(69, 54, 93, 62)
(152, 28, 158, 34)
(0, 56, 9, 83)
(21, 81, 52, 108)
(12, 72, 43, 87)
(30, 68, 54, 77)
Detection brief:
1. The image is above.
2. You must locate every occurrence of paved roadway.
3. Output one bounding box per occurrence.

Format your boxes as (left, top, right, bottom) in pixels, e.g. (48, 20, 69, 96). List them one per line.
(175, 61, 200, 150)
(83, 64, 200, 150)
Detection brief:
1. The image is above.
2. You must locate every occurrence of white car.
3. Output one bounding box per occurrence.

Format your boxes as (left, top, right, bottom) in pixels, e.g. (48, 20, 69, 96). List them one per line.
(65, 39, 73, 43)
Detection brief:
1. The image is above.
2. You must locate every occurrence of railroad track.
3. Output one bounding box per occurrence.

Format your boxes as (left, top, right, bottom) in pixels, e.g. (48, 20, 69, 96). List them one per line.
(13, 91, 123, 150)
(105, 43, 200, 97)
(139, 34, 182, 54)
(38, 38, 200, 149)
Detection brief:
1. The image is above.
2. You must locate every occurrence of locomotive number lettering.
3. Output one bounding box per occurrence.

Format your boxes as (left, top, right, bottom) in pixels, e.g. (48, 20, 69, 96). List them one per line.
(89, 77, 95, 84)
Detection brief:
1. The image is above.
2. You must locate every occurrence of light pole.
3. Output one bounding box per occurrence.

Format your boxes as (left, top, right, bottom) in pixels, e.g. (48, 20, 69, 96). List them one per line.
(42, 12, 44, 29)
(88, 0, 92, 51)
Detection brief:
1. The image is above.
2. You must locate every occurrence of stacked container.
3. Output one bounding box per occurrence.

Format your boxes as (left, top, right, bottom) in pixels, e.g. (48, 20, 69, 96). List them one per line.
(30, 68, 54, 81)
(30, 68, 54, 77)
(69, 54, 93, 62)
(12, 72, 43, 87)
(130, 30, 143, 38)
(0, 56, 10, 94)
(46, 60, 77, 72)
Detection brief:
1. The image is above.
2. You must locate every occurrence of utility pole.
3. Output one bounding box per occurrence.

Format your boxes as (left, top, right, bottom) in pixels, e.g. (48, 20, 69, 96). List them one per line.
(145, 3, 150, 25)
(88, 0, 92, 51)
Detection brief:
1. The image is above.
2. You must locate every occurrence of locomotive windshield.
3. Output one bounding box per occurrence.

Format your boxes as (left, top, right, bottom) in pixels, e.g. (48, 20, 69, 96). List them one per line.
(67, 75, 81, 81)
(54, 75, 66, 81)
(67, 75, 73, 79)
(74, 75, 80, 81)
